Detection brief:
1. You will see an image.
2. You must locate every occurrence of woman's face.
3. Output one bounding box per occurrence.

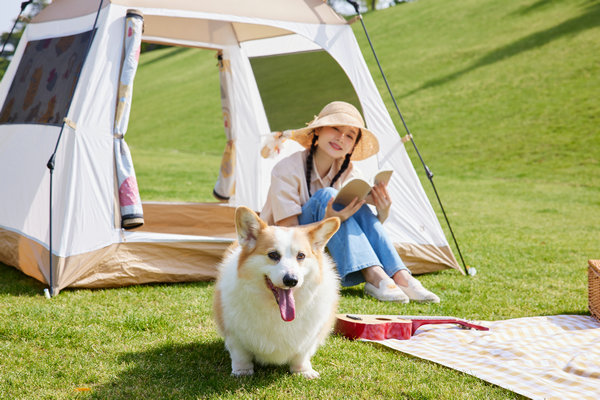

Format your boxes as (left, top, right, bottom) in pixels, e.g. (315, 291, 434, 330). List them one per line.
(315, 125, 359, 160)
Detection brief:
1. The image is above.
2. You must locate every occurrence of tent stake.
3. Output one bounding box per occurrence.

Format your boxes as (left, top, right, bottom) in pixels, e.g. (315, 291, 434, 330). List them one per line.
(346, 0, 473, 276)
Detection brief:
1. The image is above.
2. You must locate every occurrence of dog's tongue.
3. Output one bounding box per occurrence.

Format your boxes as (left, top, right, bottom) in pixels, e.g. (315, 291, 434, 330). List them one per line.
(275, 288, 295, 322)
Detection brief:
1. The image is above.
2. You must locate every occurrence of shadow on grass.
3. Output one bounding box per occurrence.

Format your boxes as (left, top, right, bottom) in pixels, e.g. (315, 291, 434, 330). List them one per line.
(511, 0, 575, 17)
(0, 262, 46, 297)
(0, 261, 219, 298)
(91, 340, 291, 399)
(556, 310, 592, 317)
(340, 286, 366, 300)
(402, 2, 600, 98)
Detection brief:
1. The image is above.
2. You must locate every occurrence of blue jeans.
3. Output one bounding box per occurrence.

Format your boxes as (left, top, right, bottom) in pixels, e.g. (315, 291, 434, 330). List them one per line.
(298, 187, 408, 287)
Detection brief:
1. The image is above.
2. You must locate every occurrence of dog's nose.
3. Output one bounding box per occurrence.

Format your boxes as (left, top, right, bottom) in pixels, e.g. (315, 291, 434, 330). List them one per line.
(282, 274, 298, 288)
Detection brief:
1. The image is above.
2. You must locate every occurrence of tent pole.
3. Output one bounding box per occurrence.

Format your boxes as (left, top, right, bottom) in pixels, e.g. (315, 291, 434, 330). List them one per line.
(45, 0, 104, 297)
(47, 155, 55, 296)
(0, 1, 32, 57)
(346, 0, 473, 276)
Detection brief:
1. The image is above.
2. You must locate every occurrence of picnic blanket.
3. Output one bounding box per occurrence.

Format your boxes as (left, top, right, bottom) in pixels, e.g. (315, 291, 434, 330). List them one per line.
(369, 315, 600, 400)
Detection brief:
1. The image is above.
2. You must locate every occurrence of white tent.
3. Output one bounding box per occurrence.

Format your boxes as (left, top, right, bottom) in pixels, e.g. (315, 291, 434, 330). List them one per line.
(0, 0, 461, 295)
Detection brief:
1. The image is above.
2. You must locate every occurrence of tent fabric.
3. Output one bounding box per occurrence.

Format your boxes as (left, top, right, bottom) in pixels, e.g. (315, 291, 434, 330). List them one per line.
(213, 51, 236, 200)
(113, 10, 144, 227)
(0, 0, 461, 294)
(135, 203, 236, 238)
(0, 227, 231, 289)
(32, 0, 347, 26)
(0, 203, 236, 289)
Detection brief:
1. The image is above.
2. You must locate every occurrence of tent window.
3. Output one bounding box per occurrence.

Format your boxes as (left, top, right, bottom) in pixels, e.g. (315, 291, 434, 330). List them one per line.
(0, 30, 94, 125)
(250, 50, 360, 132)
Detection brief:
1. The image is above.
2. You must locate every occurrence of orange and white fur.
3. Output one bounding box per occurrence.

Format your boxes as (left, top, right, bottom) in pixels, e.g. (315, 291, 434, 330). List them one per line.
(213, 207, 340, 379)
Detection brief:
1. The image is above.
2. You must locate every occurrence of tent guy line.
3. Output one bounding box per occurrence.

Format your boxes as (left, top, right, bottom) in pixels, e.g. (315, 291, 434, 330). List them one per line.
(345, 0, 472, 276)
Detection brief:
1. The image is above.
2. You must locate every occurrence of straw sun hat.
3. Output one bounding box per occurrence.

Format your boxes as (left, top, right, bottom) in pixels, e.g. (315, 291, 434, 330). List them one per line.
(290, 101, 379, 161)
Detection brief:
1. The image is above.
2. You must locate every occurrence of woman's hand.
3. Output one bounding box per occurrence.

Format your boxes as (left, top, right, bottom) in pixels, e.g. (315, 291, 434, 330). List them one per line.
(371, 182, 392, 222)
(324, 197, 364, 222)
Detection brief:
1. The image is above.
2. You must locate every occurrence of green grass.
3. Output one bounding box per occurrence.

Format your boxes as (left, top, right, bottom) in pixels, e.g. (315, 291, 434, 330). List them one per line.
(1, 0, 599, 398)
(250, 51, 361, 132)
(125, 46, 224, 201)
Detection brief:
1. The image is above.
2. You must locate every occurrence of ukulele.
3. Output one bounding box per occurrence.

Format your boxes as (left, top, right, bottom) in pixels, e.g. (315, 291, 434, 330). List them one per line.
(335, 314, 489, 341)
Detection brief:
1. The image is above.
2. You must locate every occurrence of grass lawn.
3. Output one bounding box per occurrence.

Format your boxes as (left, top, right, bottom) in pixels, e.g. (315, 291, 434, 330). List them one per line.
(1, 0, 599, 398)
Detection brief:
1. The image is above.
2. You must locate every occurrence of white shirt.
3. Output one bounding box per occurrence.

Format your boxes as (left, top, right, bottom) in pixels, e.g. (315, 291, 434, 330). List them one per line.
(260, 149, 361, 225)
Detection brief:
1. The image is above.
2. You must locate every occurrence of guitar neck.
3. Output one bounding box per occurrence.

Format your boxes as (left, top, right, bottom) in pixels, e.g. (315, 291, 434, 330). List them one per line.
(336, 314, 489, 341)
(398, 315, 461, 320)
(398, 315, 489, 333)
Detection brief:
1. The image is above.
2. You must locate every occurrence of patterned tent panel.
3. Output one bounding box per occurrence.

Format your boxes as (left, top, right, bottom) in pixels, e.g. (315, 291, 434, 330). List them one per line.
(0, 30, 94, 125)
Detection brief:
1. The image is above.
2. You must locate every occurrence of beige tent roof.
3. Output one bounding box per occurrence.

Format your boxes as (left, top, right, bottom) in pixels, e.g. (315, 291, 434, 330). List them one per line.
(33, 0, 348, 44)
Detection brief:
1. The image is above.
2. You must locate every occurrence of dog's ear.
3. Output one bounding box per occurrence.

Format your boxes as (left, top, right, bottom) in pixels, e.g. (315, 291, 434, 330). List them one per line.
(235, 206, 267, 249)
(305, 217, 340, 251)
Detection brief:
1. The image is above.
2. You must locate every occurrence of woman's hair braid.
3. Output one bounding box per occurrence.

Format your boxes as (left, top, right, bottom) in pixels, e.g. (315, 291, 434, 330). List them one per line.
(330, 130, 362, 188)
(305, 129, 362, 196)
(330, 153, 351, 188)
(305, 133, 318, 197)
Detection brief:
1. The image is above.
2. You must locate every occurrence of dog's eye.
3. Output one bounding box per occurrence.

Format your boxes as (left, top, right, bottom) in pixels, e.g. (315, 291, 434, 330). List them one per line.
(297, 252, 305, 261)
(267, 251, 281, 262)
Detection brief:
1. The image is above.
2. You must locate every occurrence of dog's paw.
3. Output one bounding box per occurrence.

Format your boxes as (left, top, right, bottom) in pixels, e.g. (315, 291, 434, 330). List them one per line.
(232, 368, 254, 377)
(293, 368, 320, 379)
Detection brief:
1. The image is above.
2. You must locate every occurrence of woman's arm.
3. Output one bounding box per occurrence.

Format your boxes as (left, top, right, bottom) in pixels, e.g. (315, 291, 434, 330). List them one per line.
(276, 215, 300, 227)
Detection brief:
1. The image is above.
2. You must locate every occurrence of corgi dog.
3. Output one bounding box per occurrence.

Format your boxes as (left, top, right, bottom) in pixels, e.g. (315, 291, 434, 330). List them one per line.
(213, 206, 340, 379)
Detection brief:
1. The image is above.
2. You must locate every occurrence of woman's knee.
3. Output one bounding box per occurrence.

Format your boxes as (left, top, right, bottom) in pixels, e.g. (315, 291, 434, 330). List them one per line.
(312, 187, 337, 203)
(300, 187, 338, 224)
(355, 203, 377, 218)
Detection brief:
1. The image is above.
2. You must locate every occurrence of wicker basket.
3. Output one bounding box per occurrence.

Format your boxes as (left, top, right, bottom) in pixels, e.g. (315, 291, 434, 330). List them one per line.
(588, 260, 600, 322)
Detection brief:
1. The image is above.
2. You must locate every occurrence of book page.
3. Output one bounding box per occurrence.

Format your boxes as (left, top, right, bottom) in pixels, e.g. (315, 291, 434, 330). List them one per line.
(334, 179, 372, 206)
(333, 170, 393, 207)
(374, 170, 393, 186)
(364, 170, 393, 204)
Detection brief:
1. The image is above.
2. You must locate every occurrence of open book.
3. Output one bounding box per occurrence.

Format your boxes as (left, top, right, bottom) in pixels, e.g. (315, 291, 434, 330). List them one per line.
(334, 170, 393, 207)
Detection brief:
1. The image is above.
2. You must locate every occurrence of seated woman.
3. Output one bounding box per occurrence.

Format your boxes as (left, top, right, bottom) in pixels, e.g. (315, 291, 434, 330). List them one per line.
(261, 101, 439, 303)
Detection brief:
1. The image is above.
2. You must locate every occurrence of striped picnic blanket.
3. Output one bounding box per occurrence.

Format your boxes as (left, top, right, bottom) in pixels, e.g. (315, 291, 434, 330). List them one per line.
(369, 315, 600, 400)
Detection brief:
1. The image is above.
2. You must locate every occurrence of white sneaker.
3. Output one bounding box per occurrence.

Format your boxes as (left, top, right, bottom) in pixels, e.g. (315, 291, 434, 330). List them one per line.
(364, 278, 409, 303)
(398, 277, 440, 303)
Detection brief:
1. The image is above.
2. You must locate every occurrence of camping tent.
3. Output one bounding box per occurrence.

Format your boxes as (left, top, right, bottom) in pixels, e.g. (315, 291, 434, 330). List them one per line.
(0, 0, 461, 295)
